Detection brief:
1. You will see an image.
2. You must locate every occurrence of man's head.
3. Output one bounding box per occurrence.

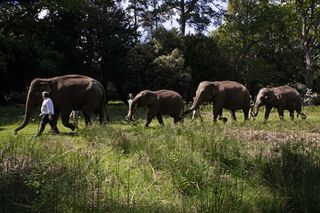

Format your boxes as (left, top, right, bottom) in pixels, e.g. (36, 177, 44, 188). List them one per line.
(42, 91, 49, 99)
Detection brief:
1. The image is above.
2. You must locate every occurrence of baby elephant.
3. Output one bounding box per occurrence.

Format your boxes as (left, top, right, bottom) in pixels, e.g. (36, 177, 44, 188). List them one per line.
(252, 86, 306, 120)
(127, 90, 184, 128)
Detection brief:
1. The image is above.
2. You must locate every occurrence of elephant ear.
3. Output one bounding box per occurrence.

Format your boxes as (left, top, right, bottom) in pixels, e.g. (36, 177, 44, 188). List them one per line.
(135, 90, 156, 107)
(211, 83, 219, 99)
(265, 89, 277, 103)
(39, 82, 51, 94)
(144, 91, 157, 106)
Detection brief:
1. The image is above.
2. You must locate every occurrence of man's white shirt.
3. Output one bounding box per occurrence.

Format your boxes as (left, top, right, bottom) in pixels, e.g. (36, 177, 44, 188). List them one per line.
(41, 98, 54, 115)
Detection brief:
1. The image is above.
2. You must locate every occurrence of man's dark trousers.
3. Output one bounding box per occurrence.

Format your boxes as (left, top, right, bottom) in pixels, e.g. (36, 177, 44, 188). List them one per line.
(37, 114, 57, 136)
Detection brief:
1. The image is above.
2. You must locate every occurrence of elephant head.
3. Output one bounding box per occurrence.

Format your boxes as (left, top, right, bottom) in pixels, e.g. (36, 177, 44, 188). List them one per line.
(14, 79, 52, 134)
(182, 82, 218, 116)
(127, 90, 156, 121)
(252, 88, 277, 117)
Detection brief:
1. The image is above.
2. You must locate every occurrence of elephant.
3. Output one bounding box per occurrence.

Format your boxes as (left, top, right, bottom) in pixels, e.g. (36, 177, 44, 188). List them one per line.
(14, 74, 107, 134)
(182, 81, 251, 122)
(252, 86, 306, 120)
(127, 90, 184, 128)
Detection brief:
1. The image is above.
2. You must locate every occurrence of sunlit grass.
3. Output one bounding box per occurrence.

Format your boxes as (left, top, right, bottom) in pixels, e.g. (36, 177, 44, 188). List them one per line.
(1, 104, 320, 212)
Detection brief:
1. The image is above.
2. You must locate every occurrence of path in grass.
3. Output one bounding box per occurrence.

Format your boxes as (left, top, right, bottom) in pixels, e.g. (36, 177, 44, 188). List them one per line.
(226, 128, 320, 144)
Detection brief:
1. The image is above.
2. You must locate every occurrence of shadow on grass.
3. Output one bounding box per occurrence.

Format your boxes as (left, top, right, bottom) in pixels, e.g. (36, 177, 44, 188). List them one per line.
(0, 170, 176, 213)
(263, 141, 320, 212)
(59, 132, 77, 136)
(0, 105, 25, 126)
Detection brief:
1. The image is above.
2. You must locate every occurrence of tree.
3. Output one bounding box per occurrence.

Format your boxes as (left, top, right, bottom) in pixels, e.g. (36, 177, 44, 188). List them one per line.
(0, 0, 136, 103)
(125, 0, 167, 42)
(214, 0, 305, 94)
(161, 0, 225, 35)
(293, 0, 320, 89)
(183, 34, 233, 85)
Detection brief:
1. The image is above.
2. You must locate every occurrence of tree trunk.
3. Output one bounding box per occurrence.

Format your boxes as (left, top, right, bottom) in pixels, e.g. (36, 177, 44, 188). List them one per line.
(298, 1, 318, 90)
(134, 0, 138, 43)
(304, 51, 314, 89)
(180, 0, 186, 35)
(153, 0, 158, 30)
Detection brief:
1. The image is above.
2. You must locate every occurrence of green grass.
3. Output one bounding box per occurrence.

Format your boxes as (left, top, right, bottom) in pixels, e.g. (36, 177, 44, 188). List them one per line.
(1, 104, 320, 212)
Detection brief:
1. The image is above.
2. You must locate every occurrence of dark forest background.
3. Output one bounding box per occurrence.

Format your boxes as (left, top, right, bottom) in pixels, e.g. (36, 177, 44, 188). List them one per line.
(0, 0, 319, 104)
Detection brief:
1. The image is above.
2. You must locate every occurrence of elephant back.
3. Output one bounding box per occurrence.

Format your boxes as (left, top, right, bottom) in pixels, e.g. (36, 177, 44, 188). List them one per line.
(219, 81, 251, 110)
(52, 75, 104, 110)
(155, 90, 183, 115)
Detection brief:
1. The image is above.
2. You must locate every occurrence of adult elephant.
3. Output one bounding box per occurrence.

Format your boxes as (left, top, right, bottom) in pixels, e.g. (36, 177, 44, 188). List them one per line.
(14, 74, 107, 134)
(252, 86, 306, 120)
(182, 81, 251, 122)
(127, 90, 184, 128)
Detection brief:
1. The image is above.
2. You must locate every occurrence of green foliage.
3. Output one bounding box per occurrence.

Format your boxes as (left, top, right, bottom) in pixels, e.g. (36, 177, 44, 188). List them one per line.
(1, 0, 319, 103)
(183, 34, 234, 85)
(214, 0, 306, 94)
(0, 0, 135, 102)
(124, 28, 193, 100)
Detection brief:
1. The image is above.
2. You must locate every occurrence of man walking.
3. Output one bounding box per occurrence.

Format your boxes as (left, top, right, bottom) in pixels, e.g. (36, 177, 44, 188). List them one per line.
(36, 91, 58, 136)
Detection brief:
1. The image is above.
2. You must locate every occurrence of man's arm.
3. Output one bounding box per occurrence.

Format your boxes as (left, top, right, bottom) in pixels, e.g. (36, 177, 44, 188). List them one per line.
(47, 100, 55, 119)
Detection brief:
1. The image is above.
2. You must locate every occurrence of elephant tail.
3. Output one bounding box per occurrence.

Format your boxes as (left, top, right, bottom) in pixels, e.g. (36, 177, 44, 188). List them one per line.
(98, 83, 109, 124)
(181, 108, 195, 117)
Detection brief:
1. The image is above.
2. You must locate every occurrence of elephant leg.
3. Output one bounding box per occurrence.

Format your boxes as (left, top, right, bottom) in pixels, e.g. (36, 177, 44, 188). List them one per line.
(217, 108, 227, 123)
(231, 110, 237, 121)
(295, 106, 307, 119)
(289, 110, 294, 120)
(243, 108, 249, 121)
(264, 106, 272, 121)
(213, 106, 222, 122)
(98, 109, 105, 124)
(51, 110, 60, 133)
(173, 114, 182, 123)
(61, 111, 76, 131)
(145, 110, 156, 128)
(156, 114, 164, 126)
(277, 108, 284, 120)
(82, 112, 92, 127)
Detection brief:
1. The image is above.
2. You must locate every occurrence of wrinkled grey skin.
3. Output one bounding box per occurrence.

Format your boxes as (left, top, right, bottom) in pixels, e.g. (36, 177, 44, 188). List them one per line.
(14, 75, 106, 134)
(127, 90, 184, 128)
(182, 81, 251, 122)
(252, 86, 306, 120)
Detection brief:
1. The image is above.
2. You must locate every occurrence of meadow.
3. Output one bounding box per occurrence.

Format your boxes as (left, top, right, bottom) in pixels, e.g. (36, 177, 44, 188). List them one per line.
(1, 104, 320, 212)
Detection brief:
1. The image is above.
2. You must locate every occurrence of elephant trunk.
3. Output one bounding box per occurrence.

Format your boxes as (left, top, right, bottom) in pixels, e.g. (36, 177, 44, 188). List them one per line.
(182, 95, 201, 116)
(14, 92, 34, 134)
(127, 98, 137, 121)
(252, 100, 261, 117)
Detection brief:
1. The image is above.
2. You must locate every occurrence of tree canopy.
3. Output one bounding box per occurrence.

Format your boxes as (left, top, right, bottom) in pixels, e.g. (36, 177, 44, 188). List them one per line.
(0, 0, 319, 104)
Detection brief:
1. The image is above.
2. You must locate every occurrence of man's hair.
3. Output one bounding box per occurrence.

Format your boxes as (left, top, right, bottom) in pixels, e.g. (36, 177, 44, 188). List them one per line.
(42, 91, 49, 98)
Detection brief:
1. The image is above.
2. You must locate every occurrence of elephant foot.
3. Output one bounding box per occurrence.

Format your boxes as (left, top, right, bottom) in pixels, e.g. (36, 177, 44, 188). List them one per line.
(49, 128, 60, 134)
(218, 116, 228, 123)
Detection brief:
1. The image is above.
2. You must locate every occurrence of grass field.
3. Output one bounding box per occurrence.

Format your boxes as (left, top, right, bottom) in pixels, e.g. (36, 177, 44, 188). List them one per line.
(1, 104, 320, 212)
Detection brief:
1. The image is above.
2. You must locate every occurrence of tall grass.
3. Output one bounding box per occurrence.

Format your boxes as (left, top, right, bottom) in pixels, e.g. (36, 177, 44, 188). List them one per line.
(1, 104, 320, 212)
